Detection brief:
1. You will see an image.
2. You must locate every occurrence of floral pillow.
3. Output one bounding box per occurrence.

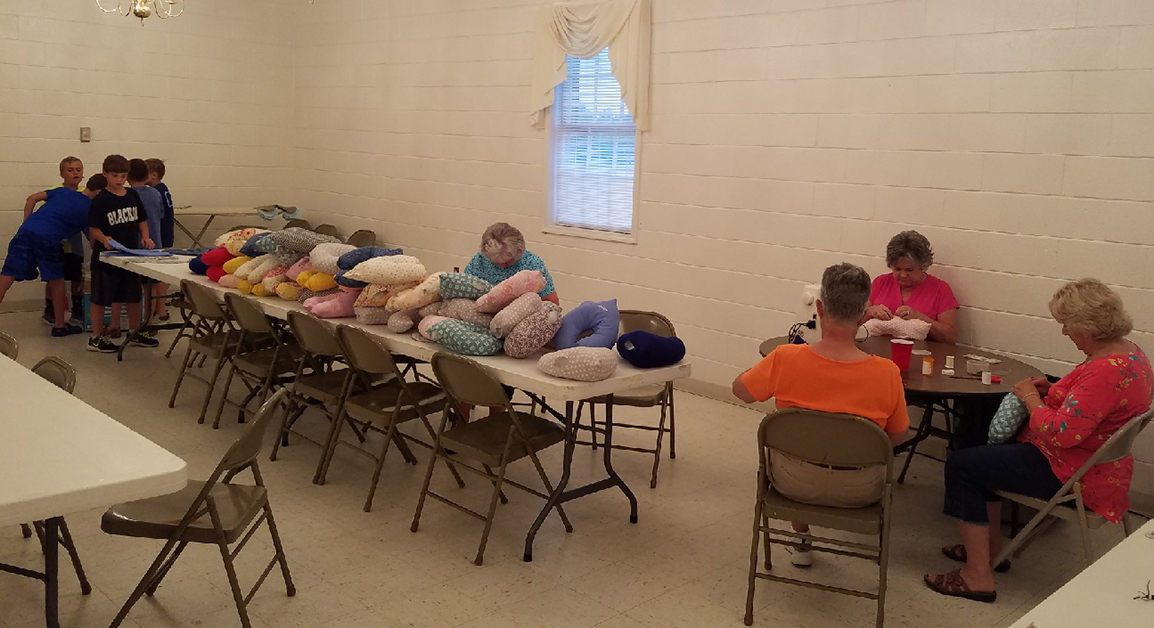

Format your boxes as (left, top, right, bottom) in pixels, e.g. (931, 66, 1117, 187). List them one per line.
(504, 302, 563, 359)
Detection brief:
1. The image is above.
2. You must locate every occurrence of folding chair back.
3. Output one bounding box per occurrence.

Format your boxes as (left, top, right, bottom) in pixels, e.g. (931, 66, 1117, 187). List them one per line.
(759, 408, 893, 478)
(345, 230, 376, 248)
(619, 310, 676, 337)
(313, 224, 339, 237)
(218, 388, 288, 474)
(337, 325, 401, 379)
(1089, 409, 1154, 466)
(0, 331, 17, 359)
(283, 219, 310, 230)
(181, 280, 228, 323)
(287, 310, 341, 358)
(431, 352, 512, 410)
(31, 356, 76, 394)
(224, 292, 276, 339)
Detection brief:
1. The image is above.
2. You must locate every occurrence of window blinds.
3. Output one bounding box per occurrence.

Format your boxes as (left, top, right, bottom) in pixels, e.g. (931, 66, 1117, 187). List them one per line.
(551, 50, 637, 233)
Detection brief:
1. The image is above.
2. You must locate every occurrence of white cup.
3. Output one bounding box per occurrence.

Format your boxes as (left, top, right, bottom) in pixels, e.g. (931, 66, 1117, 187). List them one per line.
(981, 371, 993, 385)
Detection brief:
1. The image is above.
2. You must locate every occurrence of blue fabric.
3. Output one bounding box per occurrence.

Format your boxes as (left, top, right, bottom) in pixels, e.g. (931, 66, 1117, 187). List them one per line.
(337, 246, 404, 271)
(240, 233, 276, 257)
(335, 270, 368, 289)
(154, 182, 175, 248)
(943, 443, 1062, 525)
(132, 185, 164, 245)
(554, 299, 619, 350)
(617, 331, 685, 368)
(988, 394, 1029, 445)
(189, 255, 210, 275)
(463, 251, 556, 298)
(22, 188, 90, 242)
(2, 231, 65, 281)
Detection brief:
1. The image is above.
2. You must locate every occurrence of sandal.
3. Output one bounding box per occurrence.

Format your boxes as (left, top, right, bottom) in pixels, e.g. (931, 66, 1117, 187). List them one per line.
(942, 544, 1010, 573)
(924, 569, 997, 603)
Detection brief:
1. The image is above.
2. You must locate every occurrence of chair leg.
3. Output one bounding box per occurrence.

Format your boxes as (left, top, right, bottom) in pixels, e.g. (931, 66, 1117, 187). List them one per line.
(207, 501, 253, 628)
(649, 396, 670, 489)
(145, 541, 188, 596)
(212, 362, 237, 429)
(197, 355, 228, 425)
(20, 523, 32, 538)
(1074, 490, 1094, 566)
(744, 496, 764, 626)
(364, 420, 399, 512)
(875, 491, 893, 628)
(410, 442, 442, 534)
(588, 402, 598, 450)
(475, 444, 514, 566)
(108, 537, 183, 628)
(761, 511, 772, 570)
(994, 507, 1056, 566)
(668, 388, 676, 460)
(482, 464, 510, 504)
(56, 519, 91, 595)
(897, 404, 934, 484)
(169, 343, 196, 408)
(262, 501, 296, 596)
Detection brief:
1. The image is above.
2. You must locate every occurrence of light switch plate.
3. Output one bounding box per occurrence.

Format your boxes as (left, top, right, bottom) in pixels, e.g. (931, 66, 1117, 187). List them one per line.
(80, 127, 91, 142)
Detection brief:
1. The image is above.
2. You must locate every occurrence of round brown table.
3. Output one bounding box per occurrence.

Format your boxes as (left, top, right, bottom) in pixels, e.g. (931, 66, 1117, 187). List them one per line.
(758, 335, 1044, 482)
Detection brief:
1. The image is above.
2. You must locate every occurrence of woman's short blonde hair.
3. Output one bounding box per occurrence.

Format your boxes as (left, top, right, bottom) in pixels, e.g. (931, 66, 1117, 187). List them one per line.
(1049, 278, 1133, 342)
(480, 222, 525, 265)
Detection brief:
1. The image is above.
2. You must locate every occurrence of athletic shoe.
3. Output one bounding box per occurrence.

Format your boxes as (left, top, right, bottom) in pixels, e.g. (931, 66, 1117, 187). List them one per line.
(105, 328, 121, 339)
(51, 324, 83, 337)
(87, 335, 119, 353)
(788, 540, 813, 567)
(129, 334, 160, 348)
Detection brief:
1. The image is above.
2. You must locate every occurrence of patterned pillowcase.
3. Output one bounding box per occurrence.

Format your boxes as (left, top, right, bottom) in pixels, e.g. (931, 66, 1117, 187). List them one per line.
(863, 317, 932, 341)
(475, 270, 546, 313)
(490, 292, 543, 339)
(337, 246, 405, 271)
(217, 228, 266, 255)
(355, 284, 393, 308)
(427, 319, 503, 356)
(266, 227, 341, 254)
(439, 298, 495, 327)
(538, 347, 618, 382)
(387, 310, 420, 333)
(418, 315, 449, 340)
(310, 243, 356, 275)
(262, 266, 289, 293)
(246, 255, 282, 283)
(355, 306, 391, 325)
(239, 232, 277, 257)
(418, 301, 444, 318)
(335, 270, 370, 289)
(504, 302, 563, 359)
(344, 255, 427, 285)
(274, 250, 304, 268)
(988, 394, 1030, 445)
(387, 274, 442, 312)
(439, 273, 493, 300)
(554, 299, 620, 350)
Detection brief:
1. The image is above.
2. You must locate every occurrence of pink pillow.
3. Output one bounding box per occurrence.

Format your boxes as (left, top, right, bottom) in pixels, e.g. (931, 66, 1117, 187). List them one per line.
(475, 270, 546, 314)
(287, 256, 315, 282)
(307, 289, 360, 319)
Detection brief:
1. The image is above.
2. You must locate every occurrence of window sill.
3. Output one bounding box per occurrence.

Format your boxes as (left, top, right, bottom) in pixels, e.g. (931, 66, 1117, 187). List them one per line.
(542, 224, 637, 244)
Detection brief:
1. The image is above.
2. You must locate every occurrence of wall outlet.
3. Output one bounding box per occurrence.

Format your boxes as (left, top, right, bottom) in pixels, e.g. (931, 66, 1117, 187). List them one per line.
(79, 127, 91, 142)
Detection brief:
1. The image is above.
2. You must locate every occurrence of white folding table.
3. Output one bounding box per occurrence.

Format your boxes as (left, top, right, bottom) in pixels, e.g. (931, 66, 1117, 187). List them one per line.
(0, 354, 188, 628)
(1010, 518, 1154, 628)
(172, 206, 259, 247)
(102, 256, 692, 560)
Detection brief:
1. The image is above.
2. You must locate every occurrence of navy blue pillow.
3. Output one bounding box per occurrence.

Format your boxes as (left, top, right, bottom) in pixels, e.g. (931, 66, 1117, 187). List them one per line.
(334, 270, 368, 289)
(337, 246, 404, 271)
(188, 256, 210, 275)
(617, 330, 685, 368)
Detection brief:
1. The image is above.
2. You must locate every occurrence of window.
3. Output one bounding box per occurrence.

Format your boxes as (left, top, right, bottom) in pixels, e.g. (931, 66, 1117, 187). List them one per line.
(549, 49, 638, 237)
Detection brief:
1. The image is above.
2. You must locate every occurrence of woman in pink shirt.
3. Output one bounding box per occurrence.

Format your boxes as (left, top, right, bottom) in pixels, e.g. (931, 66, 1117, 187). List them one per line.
(863, 230, 959, 343)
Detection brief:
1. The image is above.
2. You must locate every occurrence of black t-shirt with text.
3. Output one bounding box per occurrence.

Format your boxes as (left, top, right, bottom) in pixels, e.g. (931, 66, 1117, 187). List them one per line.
(89, 188, 145, 265)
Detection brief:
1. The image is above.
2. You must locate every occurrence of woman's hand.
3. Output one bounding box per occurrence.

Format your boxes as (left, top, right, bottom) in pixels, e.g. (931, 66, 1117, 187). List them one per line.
(1029, 376, 1053, 397)
(1012, 379, 1044, 406)
(895, 305, 930, 322)
(865, 304, 893, 321)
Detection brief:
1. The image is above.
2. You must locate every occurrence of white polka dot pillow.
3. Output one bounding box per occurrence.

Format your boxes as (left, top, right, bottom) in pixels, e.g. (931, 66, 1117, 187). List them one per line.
(418, 301, 444, 318)
(427, 319, 503, 356)
(310, 243, 356, 275)
(439, 273, 493, 300)
(490, 292, 543, 339)
(439, 298, 495, 327)
(504, 302, 563, 359)
(344, 255, 427, 286)
(355, 306, 391, 325)
(538, 347, 618, 382)
(266, 227, 341, 254)
(387, 310, 420, 333)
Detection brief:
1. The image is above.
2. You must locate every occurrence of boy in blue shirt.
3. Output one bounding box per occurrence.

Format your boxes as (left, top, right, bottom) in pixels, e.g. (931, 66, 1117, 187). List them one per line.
(0, 173, 106, 336)
(28, 157, 88, 326)
(145, 158, 173, 320)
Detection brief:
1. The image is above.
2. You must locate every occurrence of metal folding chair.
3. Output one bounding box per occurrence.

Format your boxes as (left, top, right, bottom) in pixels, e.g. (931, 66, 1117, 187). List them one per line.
(313, 224, 338, 237)
(168, 280, 241, 424)
(0, 330, 17, 358)
(345, 229, 376, 247)
(283, 219, 310, 230)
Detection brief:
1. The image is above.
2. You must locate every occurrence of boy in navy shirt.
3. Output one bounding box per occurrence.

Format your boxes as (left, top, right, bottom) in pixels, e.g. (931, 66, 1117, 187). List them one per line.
(145, 158, 173, 320)
(0, 173, 106, 336)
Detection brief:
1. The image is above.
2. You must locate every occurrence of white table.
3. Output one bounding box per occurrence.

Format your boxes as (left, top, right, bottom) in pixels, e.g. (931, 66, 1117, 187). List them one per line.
(0, 353, 187, 627)
(103, 255, 692, 560)
(172, 206, 260, 247)
(1010, 518, 1154, 628)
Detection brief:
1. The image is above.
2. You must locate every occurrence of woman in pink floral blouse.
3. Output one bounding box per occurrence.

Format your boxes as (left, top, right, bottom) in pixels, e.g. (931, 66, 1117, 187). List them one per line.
(925, 279, 1153, 603)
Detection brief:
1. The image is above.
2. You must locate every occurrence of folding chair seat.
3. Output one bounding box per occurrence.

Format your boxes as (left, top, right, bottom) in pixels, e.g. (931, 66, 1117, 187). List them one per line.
(411, 353, 573, 565)
(575, 310, 677, 488)
(103, 390, 295, 628)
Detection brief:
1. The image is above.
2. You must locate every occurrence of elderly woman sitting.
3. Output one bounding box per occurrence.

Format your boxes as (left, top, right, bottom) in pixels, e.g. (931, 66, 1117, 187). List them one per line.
(464, 222, 559, 305)
(733, 263, 909, 567)
(925, 279, 1152, 603)
(863, 230, 959, 344)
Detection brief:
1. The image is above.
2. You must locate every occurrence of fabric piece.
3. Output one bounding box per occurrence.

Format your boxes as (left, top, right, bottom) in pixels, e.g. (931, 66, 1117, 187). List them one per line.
(388, 273, 442, 312)
(529, 0, 651, 130)
(554, 299, 619, 349)
(505, 302, 563, 359)
(741, 344, 910, 434)
(418, 315, 449, 340)
(863, 317, 932, 340)
(188, 255, 210, 275)
(463, 251, 557, 299)
(310, 242, 356, 275)
(439, 272, 493, 300)
(222, 255, 251, 275)
(427, 319, 503, 356)
(476, 270, 547, 313)
(266, 227, 340, 253)
(275, 282, 302, 300)
(287, 256, 314, 282)
(337, 246, 404, 271)
(355, 284, 394, 308)
(388, 310, 419, 333)
(355, 306, 392, 325)
(988, 394, 1030, 445)
(490, 292, 543, 338)
(616, 330, 685, 368)
(869, 273, 960, 322)
(538, 347, 618, 381)
(262, 266, 288, 293)
(344, 255, 426, 285)
(1017, 349, 1153, 523)
(439, 298, 495, 327)
(335, 270, 370, 289)
(771, 450, 885, 509)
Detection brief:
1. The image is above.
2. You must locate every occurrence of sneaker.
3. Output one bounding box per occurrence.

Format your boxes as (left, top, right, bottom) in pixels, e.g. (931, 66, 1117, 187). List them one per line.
(87, 335, 119, 353)
(41, 311, 55, 326)
(138, 330, 158, 340)
(105, 328, 121, 339)
(51, 324, 83, 337)
(788, 540, 813, 567)
(129, 334, 160, 348)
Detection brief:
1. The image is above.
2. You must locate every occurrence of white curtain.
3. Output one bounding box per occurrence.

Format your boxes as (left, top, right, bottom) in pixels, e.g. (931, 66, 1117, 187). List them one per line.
(529, 0, 651, 130)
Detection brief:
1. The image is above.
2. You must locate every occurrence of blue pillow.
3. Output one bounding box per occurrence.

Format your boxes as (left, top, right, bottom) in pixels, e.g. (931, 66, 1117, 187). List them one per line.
(337, 246, 404, 271)
(188, 255, 210, 275)
(239, 233, 276, 257)
(554, 299, 619, 350)
(334, 270, 368, 289)
(988, 394, 1030, 445)
(617, 330, 685, 368)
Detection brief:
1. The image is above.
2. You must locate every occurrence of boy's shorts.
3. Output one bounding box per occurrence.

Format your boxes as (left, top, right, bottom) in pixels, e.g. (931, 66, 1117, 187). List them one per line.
(90, 263, 142, 307)
(62, 254, 84, 282)
(2, 231, 64, 282)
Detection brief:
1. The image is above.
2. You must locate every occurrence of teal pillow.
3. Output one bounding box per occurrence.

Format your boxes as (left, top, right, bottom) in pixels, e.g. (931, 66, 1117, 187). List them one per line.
(427, 319, 502, 356)
(988, 394, 1029, 445)
(439, 273, 493, 300)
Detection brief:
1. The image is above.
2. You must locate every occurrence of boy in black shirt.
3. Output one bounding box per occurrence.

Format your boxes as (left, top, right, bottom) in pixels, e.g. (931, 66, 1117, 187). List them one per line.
(87, 154, 159, 353)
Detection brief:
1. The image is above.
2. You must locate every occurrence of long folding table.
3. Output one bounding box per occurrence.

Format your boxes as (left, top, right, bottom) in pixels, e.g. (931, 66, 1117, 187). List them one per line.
(0, 353, 187, 628)
(102, 255, 692, 561)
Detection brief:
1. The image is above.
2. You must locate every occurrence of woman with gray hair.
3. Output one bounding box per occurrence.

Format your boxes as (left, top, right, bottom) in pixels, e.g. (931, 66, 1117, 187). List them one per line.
(463, 222, 559, 305)
(863, 230, 959, 343)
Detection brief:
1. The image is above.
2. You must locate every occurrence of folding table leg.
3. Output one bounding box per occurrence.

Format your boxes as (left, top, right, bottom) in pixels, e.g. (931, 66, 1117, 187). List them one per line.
(42, 517, 60, 628)
(601, 395, 638, 523)
(524, 400, 576, 562)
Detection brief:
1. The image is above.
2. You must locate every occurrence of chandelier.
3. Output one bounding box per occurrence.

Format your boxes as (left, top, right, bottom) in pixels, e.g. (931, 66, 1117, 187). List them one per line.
(97, 0, 185, 25)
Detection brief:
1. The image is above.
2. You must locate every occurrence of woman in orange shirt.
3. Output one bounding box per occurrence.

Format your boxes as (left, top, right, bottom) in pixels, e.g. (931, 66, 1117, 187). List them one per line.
(734, 263, 909, 567)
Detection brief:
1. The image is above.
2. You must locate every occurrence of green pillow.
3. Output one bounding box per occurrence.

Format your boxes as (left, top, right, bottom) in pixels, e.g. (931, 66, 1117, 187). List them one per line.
(427, 319, 502, 356)
(988, 394, 1029, 445)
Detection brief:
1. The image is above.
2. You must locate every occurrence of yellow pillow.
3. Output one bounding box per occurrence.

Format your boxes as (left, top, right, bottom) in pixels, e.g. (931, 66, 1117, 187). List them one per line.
(222, 256, 251, 275)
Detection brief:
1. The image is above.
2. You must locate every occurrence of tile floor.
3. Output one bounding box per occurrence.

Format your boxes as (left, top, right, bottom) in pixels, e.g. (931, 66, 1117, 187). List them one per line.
(0, 311, 1125, 628)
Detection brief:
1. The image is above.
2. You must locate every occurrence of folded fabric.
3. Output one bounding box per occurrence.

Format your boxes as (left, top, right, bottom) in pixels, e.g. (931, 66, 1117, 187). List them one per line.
(222, 255, 251, 275)
(355, 306, 391, 325)
(863, 317, 932, 341)
(475, 270, 546, 314)
(504, 302, 563, 359)
(388, 273, 442, 312)
(239, 232, 277, 257)
(427, 319, 502, 356)
(988, 394, 1030, 445)
(344, 255, 426, 285)
(286, 256, 314, 282)
(188, 256, 210, 275)
(439, 298, 495, 327)
(200, 247, 235, 267)
(310, 242, 356, 275)
(554, 299, 620, 350)
(387, 310, 420, 333)
(439, 273, 493, 300)
(266, 227, 340, 253)
(538, 347, 618, 382)
(616, 330, 685, 368)
(490, 292, 543, 339)
(335, 270, 369, 289)
(337, 246, 405, 271)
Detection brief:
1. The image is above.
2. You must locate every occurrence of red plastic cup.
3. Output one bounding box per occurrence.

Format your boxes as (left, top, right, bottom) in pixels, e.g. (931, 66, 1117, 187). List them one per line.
(890, 339, 914, 371)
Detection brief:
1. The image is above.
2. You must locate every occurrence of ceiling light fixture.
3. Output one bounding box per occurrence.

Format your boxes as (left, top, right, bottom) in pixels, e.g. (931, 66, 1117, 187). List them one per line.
(97, 0, 185, 25)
